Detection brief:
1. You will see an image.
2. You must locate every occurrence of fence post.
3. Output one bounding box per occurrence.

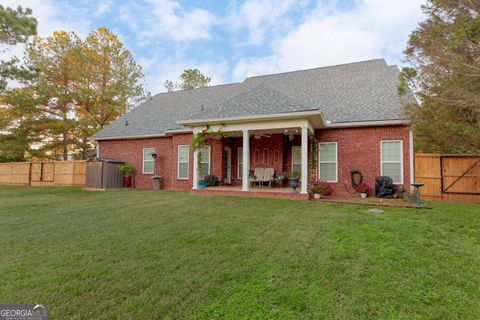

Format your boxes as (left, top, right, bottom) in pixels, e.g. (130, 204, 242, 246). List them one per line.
(28, 162, 32, 186)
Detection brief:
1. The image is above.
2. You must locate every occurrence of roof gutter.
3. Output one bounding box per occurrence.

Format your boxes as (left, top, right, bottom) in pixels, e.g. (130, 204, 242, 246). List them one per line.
(326, 119, 410, 128)
(176, 109, 325, 127)
(92, 133, 167, 141)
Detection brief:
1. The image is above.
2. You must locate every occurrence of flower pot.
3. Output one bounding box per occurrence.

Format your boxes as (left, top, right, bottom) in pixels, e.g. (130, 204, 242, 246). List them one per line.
(198, 181, 207, 189)
(314, 193, 321, 199)
(289, 178, 299, 193)
(123, 175, 132, 188)
(360, 192, 367, 198)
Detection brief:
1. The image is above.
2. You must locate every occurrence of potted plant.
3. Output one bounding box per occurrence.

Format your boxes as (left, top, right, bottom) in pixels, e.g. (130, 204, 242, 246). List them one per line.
(118, 164, 134, 188)
(198, 177, 207, 189)
(287, 171, 301, 192)
(310, 180, 335, 199)
(204, 175, 219, 187)
(309, 181, 321, 199)
(356, 182, 370, 198)
(277, 172, 287, 181)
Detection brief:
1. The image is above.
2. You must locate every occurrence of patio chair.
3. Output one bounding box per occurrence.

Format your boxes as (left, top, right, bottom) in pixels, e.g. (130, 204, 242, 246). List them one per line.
(262, 168, 275, 187)
(249, 167, 264, 187)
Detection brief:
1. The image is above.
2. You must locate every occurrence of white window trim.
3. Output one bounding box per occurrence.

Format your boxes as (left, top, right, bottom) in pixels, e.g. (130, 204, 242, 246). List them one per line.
(291, 146, 301, 172)
(380, 140, 404, 184)
(142, 147, 155, 174)
(177, 145, 189, 180)
(237, 147, 243, 180)
(318, 142, 338, 183)
(200, 146, 211, 176)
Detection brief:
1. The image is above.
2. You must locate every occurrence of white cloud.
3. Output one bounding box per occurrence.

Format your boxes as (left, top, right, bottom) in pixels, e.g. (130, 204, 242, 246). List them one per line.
(228, 0, 302, 45)
(95, 0, 113, 16)
(3, 0, 91, 38)
(132, 0, 217, 43)
(139, 54, 229, 94)
(233, 0, 425, 79)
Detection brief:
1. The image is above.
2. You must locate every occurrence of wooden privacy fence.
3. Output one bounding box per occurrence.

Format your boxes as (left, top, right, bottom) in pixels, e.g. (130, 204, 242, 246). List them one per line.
(415, 153, 480, 202)
(0, 161, 87, 186)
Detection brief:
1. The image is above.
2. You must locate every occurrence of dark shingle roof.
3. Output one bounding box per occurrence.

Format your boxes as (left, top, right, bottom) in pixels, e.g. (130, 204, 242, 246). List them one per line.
(92, 59, 415, 139)
(189, 84, 314, 120)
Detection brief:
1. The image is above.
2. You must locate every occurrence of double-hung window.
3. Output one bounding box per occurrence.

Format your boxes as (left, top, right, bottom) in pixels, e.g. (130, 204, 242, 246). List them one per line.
(200, 146, 210, 177)
(291, 146, 302, 173)
(318, 142, 337, 182)
(381, 140, 403, 184)
(177, 145, 189, 179)
(142, 148, 155, 174)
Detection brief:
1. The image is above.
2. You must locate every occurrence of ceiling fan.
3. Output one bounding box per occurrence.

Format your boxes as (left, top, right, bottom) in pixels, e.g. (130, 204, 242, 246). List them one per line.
(253, 131, 271, 139)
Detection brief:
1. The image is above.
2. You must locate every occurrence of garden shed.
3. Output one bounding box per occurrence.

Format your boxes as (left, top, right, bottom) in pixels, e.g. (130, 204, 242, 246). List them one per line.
(85, 158, 124, 189)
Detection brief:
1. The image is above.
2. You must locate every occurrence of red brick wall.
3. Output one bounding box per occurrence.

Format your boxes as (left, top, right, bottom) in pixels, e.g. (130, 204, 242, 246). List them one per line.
(98, 125, 411, 192)
(316, 125, 411, 194)
(99, 134, 190, 190)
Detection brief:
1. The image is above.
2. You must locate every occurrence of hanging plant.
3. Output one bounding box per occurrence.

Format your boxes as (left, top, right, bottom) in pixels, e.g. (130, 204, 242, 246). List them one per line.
(309, 130, 318, 180)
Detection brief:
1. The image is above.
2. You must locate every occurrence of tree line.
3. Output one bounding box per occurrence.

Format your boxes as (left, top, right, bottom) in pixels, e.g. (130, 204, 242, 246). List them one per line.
(399, 0, 480, 153)
(0, 5, 146, 162)
(1, 1, 478, 163)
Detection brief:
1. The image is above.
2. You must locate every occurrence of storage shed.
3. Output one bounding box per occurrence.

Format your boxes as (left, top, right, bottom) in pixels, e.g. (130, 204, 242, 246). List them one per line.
(85, 158, 124, 189)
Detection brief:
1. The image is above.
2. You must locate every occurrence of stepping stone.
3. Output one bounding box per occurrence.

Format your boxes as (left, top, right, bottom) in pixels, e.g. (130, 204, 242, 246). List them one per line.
(368, 209, 384, 214)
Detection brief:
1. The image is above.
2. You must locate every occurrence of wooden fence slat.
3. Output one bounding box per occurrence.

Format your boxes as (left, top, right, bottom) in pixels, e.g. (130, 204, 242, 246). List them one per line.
(0, 161, 87, 187)
(415, 153, 480, 203)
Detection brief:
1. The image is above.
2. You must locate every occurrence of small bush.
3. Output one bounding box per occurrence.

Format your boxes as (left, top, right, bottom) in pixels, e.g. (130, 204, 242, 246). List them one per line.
(309, 180, 335, 196)
(355, 182, 371, 193)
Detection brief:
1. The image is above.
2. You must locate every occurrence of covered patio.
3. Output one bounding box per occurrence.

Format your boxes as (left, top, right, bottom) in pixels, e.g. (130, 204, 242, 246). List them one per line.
(177, 109, 326, 196)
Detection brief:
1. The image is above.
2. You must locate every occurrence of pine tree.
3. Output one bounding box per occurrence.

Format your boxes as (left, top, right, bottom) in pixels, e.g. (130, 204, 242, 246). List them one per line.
(0, 5, 37, 92)
(164, 69, 211, 92)
(399, 0, 480, 153)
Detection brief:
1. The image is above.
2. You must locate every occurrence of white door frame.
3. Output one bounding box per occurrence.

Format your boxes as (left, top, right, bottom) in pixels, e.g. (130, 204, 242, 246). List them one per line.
(224, 146, 232, 184)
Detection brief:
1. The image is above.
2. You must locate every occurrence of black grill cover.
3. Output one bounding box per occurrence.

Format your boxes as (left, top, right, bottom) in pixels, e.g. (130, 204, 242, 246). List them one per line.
(375, 176, 394, 198)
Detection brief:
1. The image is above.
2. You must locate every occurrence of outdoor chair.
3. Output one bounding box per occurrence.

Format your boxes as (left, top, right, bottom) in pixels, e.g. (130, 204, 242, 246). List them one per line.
(262, 168, 275, 187)
(250, 167, 264, 187)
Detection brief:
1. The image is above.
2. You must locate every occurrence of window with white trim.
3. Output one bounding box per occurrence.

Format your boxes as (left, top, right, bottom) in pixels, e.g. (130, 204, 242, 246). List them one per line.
(291, 146, 301, 173)
(177, 145, 189, 179)
(237, 147, 243, 179)
(142, 148, 155, 174)
(200, 146, 210, 177)
(318, 142, 337, 182)
(381, 140, 403, 184)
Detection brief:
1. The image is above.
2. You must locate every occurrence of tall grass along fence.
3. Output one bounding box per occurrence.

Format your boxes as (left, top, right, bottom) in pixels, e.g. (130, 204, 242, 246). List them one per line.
(415, 153, 480, 203)
(0, 161, 86, 186)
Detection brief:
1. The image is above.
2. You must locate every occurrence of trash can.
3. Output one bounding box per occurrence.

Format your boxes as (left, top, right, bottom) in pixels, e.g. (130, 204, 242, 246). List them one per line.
(150, 176, 162, 189)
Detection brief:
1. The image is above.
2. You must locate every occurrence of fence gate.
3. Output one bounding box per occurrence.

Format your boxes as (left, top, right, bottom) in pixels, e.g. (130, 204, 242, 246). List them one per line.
(30, 162, 55, 183)
(440, 155, 480, 195)
(415, 153, 480, 202)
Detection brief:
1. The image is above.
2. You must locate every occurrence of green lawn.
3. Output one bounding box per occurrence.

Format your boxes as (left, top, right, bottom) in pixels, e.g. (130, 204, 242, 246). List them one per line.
(0, 186, 479, 319)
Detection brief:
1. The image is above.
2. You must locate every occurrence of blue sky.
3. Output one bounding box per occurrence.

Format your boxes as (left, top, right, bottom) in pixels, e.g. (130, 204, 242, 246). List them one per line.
(4, 0, 425, 94)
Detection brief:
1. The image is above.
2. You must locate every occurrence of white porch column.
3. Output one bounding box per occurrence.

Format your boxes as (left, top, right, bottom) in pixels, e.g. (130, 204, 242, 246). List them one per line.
(301, 126, 308, 194)
(192, 148, 199, 190)
(242, 129, 250, 192)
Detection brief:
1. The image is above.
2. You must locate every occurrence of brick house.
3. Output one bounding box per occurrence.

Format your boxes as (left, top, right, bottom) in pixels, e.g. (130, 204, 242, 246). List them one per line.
(92, 59, 416, 198)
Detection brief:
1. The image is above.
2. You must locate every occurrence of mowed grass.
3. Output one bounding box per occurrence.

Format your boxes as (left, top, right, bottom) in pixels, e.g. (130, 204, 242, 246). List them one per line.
(0, 186, 479, 319)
